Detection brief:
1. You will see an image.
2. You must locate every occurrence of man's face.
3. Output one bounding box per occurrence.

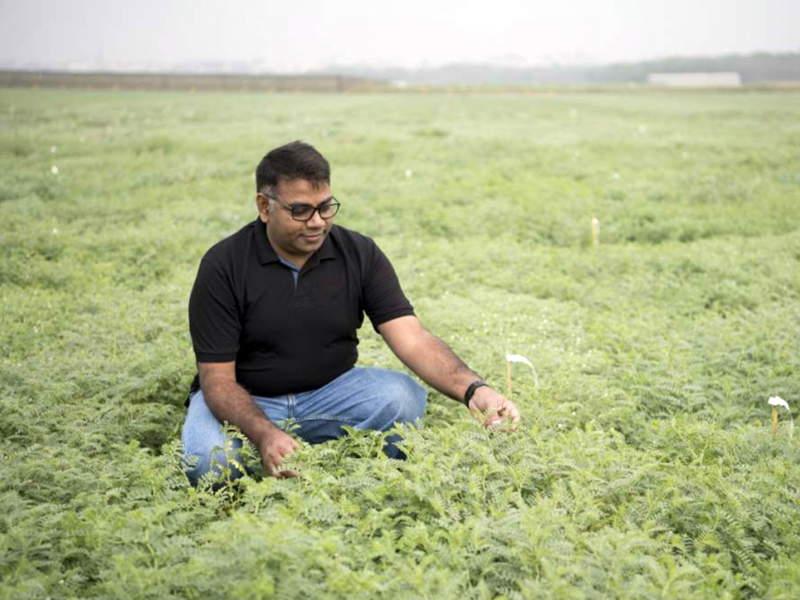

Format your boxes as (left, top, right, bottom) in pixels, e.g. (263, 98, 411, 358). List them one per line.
(257, 178, 334, 266)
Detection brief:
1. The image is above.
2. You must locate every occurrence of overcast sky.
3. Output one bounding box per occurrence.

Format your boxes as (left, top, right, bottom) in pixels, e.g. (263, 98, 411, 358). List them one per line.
(1, 0, 798, 71)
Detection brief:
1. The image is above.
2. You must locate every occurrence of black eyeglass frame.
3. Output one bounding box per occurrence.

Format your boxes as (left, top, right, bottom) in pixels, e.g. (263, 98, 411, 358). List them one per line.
(265, 194, 341, 222)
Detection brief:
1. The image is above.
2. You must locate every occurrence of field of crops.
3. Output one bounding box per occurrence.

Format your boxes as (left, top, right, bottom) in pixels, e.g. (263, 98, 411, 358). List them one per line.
(1, 87, 799, 599)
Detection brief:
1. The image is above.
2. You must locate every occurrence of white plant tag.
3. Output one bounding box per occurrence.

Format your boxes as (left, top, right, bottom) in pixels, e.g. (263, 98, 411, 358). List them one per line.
(768, 396, 794, 436)
(505, 354, 539, 388)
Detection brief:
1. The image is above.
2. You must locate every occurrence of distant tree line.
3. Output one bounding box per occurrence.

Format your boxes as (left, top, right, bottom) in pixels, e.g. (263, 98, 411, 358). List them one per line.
(0, 71, 375, 92)
(338, 52, 800, 85)
(1, 52, 797, 90)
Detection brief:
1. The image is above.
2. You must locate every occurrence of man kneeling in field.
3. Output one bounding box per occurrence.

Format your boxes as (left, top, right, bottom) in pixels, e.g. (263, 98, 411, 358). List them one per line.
(182, 141, 520, 484)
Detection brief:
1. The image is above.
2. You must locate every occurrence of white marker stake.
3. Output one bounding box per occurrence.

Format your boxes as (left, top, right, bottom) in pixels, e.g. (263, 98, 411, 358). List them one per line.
(768, 396, 793, 437)
(591, 217, 600, 246)
(505, 353, 539, 399)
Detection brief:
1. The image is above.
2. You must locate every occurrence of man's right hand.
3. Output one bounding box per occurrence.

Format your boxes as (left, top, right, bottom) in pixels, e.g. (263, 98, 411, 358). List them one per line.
(257, 429, 301, 478)
(199, 362, 302, 479)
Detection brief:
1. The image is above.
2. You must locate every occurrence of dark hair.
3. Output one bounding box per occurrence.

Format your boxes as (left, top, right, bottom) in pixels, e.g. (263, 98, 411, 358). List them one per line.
(255, 141, 330, 194)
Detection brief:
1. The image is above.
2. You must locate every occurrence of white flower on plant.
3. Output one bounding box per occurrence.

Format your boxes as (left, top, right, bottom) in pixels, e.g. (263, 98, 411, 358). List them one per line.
(612, 172, 621, 180)
(51, 165, 58, 175)
(52, 228, 58, 235)
(50, 146, 57, 154)
(404, 169, 414, 178)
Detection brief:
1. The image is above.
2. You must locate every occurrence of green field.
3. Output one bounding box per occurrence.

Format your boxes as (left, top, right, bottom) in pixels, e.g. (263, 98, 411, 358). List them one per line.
(2, 88, 799, 599)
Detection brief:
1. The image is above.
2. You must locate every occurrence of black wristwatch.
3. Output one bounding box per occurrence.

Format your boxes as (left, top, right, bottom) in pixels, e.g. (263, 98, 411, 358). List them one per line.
(463, 380, 490, 406)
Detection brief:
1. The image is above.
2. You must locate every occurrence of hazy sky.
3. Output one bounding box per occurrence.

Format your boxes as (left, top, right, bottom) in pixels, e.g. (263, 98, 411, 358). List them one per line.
(1, 0, 798, 71)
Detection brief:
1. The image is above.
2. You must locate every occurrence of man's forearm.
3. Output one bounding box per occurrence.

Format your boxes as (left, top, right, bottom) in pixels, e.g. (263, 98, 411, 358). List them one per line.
(380, 317, 521, 426)
(392, 327, 482, 403)
(202, 378, 282, 445)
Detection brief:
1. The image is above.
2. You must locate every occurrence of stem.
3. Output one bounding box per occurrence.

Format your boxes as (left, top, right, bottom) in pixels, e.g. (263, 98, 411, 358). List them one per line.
(506, 361, 513, 399)
(772, 406, 779, 435)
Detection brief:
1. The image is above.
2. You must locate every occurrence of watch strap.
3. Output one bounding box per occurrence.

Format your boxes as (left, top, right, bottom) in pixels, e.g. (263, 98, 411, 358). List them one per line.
(463, 380, 489, 406)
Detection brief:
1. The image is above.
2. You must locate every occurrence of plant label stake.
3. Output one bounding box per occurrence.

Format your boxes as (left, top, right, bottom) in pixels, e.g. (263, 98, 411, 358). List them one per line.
(591, 217, 600, 246)
(505, 354, 539, 398)
(506, 359, 513, 398)
(768, 396, 793, 436)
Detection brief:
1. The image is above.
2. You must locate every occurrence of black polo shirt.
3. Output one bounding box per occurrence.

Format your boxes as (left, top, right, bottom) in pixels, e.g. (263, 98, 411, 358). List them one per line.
(188, 218, 414, 397)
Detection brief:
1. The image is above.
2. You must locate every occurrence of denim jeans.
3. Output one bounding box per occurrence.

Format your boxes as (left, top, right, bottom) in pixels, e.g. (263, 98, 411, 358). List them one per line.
(181, 367, 427, 486)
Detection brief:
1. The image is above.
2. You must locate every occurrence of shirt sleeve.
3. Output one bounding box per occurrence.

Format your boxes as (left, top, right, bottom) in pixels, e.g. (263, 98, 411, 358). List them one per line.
(363, 241, 415, 331)
(188, 257, 241, 362)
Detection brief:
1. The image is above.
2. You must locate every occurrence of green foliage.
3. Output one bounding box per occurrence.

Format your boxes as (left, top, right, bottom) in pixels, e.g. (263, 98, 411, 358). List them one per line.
(1, 88, 799, 598)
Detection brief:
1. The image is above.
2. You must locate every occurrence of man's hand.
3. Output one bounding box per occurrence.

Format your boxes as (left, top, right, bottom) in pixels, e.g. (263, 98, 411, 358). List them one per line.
(256, 429, 302, 478)
(468, 386, 521, 431)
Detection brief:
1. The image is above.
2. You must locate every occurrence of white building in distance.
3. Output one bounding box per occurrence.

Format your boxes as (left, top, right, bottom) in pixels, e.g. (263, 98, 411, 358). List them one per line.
(648, 72, 742, 87)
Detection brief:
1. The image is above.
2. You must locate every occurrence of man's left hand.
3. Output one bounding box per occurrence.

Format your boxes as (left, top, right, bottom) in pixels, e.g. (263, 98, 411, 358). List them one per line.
(468, 386, 521, 431)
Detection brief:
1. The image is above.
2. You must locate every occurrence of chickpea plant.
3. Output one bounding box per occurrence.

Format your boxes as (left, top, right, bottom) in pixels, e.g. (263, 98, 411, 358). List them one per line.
(2, 87, 800, 599)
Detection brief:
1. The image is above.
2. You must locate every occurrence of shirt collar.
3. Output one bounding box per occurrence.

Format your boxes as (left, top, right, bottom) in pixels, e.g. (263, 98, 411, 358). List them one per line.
(253, 218, 337, 266)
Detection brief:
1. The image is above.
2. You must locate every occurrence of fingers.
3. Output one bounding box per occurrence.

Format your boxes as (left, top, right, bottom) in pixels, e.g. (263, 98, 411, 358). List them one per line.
(265, 456, 299, 478)
(261, 437, 302, 478)
(473, 399, 522, 432)
(501, 401, 522, 431)
(267, 465, 298, 478)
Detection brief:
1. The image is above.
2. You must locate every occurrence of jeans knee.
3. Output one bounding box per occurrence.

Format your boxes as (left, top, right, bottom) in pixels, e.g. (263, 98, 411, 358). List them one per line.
(381, 373, 427, 424)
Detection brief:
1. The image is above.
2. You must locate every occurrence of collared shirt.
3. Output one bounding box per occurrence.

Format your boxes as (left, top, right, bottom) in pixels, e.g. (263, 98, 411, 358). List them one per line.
(188, 218, 414, 397)
(277, 256, 301, 287)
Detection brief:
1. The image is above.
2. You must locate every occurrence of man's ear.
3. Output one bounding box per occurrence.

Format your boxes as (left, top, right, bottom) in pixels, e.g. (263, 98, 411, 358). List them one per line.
(256, 193, 270, 224)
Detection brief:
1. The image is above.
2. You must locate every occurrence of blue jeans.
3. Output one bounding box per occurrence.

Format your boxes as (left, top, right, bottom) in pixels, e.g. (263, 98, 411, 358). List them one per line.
(181, 367, 427, 486)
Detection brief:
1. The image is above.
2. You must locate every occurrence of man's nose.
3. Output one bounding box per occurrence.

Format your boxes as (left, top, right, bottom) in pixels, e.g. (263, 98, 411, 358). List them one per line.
(307, 209, 326, 227)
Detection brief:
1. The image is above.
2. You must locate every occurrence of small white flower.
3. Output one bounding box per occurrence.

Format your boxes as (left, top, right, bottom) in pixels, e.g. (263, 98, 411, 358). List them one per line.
(404, 169, 414, 178)
(612, 172, 621, 180)
(51, 165, 58, 175)
(52, 228, 58, 235)
(50, 146, 57, 154)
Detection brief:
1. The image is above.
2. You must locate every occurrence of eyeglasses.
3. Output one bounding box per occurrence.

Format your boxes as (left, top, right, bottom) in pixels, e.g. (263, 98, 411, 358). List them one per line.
(266, 194, 341, 222)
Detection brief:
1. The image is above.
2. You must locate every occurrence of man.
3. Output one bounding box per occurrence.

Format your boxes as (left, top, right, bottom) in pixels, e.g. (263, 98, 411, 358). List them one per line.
(183, 141, 520, 485)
